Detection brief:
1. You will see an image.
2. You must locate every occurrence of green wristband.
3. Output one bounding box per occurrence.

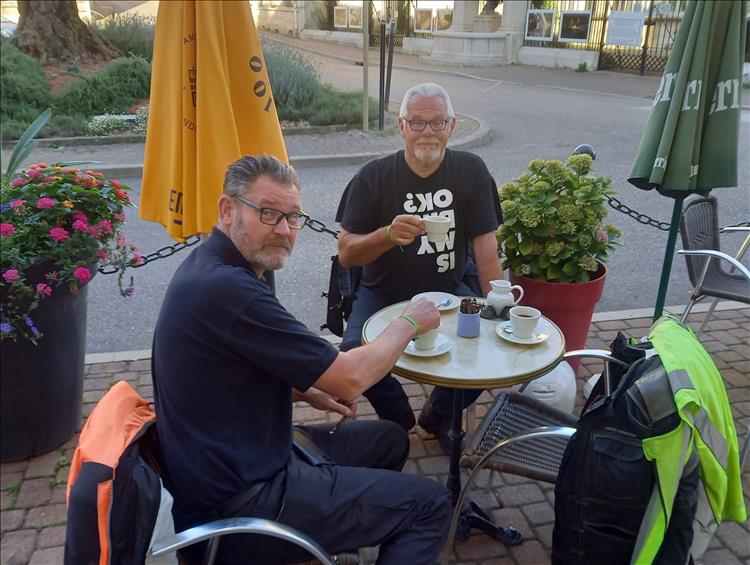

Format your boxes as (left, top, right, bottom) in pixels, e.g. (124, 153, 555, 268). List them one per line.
(400, 314, 420, 338)
(385, 224, 392, 242)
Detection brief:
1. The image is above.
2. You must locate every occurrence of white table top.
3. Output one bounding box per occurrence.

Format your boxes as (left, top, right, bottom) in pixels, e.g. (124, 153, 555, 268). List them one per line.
(362, 300, 566, 389)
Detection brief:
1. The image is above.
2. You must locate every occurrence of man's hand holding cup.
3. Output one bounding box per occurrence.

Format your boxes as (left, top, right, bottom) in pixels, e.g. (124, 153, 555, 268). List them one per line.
(386, 214, 424, 246)
(400, 298, 440, 339)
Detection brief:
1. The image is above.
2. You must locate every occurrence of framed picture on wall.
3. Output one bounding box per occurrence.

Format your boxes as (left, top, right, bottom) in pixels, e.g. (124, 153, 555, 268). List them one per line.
(333, 6, 348, 29)
(333, 6, 349, 28)
(348, 6, 363, 29)
(525, 9, 555, 42)
(414, 8, 433, 33)
(436, 8, 453, 31)
(559, 10, 592, 43)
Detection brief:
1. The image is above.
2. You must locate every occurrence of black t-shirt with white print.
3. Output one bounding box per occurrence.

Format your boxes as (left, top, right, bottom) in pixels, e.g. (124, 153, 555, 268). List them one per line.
(336, 149, 502, 302)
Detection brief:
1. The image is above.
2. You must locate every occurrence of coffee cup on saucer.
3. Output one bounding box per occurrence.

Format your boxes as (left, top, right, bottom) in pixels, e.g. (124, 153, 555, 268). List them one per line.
(509, 306, 541, 339)
(413, 329, 440, 350)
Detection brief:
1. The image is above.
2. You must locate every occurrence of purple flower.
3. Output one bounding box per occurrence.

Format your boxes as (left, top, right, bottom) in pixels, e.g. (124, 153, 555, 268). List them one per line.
(0, 204, 9, 213)
(0, 323, 11, 333)
(24, 316, 34, 327)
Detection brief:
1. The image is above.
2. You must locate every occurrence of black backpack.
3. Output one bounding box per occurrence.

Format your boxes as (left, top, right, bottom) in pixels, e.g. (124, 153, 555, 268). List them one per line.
(552, 336, 698, 565)
(320, 255, 361, 337)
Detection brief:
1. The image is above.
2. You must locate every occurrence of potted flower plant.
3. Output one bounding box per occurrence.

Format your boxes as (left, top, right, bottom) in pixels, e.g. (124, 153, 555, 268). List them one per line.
(0, 111, 140, 461)
(496, 154, 621, 367)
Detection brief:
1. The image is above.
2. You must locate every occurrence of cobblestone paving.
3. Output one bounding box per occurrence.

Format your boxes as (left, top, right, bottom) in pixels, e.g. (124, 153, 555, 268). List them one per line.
(1, 309, 748, 565)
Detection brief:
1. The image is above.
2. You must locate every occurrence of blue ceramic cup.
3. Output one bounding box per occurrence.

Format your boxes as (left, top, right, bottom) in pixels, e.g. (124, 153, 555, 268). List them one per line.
(456, 310, 480, 338)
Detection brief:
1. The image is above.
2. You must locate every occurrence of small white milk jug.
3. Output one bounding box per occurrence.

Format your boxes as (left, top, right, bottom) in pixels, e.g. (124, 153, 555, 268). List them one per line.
(486, 279, 524, 311)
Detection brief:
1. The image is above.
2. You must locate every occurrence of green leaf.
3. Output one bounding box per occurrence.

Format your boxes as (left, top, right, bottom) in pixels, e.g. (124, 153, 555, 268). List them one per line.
(4, 109, 52, 178)
(562, 261, 578, 276)
(519, 239, 534, 255)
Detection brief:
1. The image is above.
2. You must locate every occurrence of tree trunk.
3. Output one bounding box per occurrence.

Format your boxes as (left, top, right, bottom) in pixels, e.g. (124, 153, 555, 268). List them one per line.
(12, 0, 118, 64)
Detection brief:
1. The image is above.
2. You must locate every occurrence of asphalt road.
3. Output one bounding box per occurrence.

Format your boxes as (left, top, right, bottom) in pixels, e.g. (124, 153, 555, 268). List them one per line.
(85, 54, 750, 354)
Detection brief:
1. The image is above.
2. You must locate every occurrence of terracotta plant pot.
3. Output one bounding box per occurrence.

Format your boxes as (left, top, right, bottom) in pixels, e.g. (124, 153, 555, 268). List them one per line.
(510, 263, 607, 372)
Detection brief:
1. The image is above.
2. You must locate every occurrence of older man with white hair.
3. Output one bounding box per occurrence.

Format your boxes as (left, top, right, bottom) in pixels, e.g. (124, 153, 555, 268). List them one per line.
(337, 82, 504, 454)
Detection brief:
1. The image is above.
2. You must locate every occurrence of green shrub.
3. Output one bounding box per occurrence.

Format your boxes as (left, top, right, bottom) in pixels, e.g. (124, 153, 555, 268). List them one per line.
(0, 39, 51, 135)
(46, 114, 89, 137)
(287, 86, 378, 126)
(56, 56, 151, 116)
(263, 40, 322, 116)
(93, 14, 156, 61)
(133, 105, 149, 134)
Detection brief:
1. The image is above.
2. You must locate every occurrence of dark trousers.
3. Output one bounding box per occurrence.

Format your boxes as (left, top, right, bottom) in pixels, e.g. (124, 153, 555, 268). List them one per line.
(341, 284, 483, 421)
(210, 420, 451, 565)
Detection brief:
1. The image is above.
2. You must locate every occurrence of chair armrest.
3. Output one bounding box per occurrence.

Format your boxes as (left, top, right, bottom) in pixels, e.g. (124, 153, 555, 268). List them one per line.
(720, 226, 750, 234)
(150, 517, 334, 565)
(677, 249, 750, 281)
(444, 426, 576, 558)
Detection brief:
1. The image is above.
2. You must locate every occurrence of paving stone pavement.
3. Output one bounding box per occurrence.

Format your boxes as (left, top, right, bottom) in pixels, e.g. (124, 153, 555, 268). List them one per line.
(1, 309, 748, 565)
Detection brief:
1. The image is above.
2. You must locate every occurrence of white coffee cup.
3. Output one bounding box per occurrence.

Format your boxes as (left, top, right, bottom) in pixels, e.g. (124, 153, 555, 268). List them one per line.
(414, 329, 440, 350)
(509, 306, 541, 339)
(422, 215, 451, 243)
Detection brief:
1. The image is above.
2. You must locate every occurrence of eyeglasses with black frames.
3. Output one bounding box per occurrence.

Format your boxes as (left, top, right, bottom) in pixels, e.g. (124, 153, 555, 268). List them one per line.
(403, 118, 451, 132)
(231, 194, 309, 229)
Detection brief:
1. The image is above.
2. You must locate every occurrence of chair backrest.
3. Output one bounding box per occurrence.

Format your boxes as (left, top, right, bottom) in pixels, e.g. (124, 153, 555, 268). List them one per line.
(679, 195, 721, 286)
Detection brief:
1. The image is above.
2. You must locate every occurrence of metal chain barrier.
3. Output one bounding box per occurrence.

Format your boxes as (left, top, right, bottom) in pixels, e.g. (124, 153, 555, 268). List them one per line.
(97, 234, 202, 274)
(606, 195, 672, 231)
(96, 209, 747, 276)
(306, 218, 341, 240)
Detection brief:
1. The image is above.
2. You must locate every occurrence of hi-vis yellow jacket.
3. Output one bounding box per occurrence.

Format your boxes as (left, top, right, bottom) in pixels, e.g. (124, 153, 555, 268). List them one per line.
(631, 318, 746, 564)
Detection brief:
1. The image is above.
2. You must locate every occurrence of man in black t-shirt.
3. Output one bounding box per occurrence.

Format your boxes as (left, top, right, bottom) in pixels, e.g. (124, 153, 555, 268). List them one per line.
(337, 82, 504, 454)
(152, 155, 451, 564)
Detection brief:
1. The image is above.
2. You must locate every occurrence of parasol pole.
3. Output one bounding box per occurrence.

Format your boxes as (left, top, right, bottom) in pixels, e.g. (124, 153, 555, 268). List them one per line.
(653, 196, 684, 321)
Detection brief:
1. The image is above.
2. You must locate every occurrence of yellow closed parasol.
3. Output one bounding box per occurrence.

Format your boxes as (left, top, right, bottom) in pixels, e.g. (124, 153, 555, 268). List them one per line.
(140, 0, 287, 239)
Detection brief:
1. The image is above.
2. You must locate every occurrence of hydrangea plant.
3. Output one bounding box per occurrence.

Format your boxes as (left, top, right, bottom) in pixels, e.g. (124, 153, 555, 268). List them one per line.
(497, 154, 621, 284)
(0, 164, 141, 343)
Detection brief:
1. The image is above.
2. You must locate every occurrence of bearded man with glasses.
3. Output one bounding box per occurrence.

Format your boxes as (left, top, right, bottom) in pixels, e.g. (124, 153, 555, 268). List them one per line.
(152, 155, 452, 564)
(337, 83, 504, 455)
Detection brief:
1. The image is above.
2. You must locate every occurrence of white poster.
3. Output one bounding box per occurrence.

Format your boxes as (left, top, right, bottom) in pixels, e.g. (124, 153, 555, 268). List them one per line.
(606, 11, 646, 47)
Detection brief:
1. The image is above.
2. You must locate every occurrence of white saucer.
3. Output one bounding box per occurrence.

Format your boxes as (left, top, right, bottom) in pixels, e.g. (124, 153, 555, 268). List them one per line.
(411, 292, 459, 312)
(404, 334, 452, 357)
(495, 321, 549, 345)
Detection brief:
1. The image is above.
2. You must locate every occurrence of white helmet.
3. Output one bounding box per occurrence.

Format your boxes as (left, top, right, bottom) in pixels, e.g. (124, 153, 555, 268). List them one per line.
(520, 361, 577, 414)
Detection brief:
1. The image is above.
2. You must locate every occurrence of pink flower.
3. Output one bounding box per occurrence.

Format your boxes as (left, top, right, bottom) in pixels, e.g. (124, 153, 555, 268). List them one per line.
(26, 168, 43, 179)
(72, 219, 91, 233)
(110, 179, 121, 188)
(36, 197, 56, 209)
(97, 220, 113, 233)
(72, 211, 88, 223)
(10, 199, 26, 209)
(10, 177, 26, 188)
(0, 223, 15, 237)
(114, 212, 126, 223)
(595, 227, 609, 243)
(36, 283, 52, 297)
(2, 269, 20, 282)
(49, 227, 69, 241)
(97, 249, 109, 261)
(74, 267, 92, 284)
(131, 253, 144, 266)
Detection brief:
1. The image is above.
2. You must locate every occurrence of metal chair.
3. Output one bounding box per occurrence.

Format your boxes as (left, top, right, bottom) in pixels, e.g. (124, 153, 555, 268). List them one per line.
(446, 350, 630, 552)
(678, 195, 750, 335)
(150, 516, 335, 565)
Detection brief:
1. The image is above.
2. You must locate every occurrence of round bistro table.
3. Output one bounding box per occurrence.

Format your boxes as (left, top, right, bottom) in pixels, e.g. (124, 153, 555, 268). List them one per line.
(362, 299, 566, 545)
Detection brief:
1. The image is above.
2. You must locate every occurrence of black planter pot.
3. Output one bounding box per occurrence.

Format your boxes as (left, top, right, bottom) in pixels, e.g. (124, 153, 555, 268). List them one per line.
(1, 263, 91, 462)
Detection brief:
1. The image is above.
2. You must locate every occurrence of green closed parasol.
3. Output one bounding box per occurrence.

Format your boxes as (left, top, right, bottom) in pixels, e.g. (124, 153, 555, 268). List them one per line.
(628, 0, 746, 320)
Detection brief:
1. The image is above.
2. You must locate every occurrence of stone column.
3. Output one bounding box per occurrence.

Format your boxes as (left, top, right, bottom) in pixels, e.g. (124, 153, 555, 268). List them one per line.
(497, 0, 527, 63)
(449, 0, 479, 32)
